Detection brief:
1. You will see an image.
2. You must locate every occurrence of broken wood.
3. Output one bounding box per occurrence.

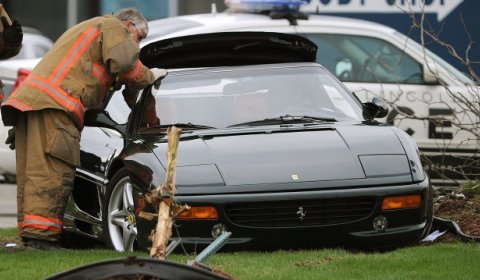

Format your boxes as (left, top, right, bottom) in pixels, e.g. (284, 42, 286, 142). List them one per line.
(149, 126, 182, 260)
(138, 211, 157, 221)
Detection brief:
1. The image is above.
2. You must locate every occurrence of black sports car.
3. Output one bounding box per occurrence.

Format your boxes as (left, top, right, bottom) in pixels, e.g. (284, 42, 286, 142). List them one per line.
(64, 32, 433, 252)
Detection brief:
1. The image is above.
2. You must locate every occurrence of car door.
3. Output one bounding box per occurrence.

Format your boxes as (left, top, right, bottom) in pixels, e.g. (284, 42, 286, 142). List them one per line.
(294, 24, 479, 186)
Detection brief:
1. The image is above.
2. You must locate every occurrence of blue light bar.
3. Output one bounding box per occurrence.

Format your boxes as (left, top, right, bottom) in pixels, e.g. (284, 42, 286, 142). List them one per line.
(225, 0, 308, 12)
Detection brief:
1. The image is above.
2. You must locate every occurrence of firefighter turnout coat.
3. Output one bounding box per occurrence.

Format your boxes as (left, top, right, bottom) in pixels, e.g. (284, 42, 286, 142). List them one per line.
(1, 14, 155, 129)
(0, 15, 155, 241)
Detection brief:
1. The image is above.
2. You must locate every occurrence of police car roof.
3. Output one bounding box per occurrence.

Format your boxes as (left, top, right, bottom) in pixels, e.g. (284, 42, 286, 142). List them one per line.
(143, 11, 396, 46)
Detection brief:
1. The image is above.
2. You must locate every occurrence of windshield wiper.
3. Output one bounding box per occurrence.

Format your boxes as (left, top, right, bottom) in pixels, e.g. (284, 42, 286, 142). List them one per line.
(228, 115, 336, 127)
(148, 123, 215, 130)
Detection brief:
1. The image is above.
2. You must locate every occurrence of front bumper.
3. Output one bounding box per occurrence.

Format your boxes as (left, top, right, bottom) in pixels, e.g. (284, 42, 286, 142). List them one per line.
(137, 176, 432, 250)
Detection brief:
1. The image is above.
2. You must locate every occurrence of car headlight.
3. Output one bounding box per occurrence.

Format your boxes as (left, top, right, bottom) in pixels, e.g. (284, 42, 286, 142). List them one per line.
(359, 154, 411, 178)
(176, 206, 219, 220)
(382, 194, 422, 210)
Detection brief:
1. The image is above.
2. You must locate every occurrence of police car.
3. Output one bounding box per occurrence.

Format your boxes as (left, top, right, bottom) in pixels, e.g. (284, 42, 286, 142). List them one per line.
(144, 0, 479, 187)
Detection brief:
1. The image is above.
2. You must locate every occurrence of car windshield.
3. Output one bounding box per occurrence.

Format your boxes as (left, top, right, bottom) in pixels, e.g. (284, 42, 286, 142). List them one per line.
(139, 64, 364, 131)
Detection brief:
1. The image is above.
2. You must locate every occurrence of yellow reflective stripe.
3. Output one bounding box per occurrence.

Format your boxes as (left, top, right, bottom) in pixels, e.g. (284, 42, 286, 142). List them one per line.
(121, 60, 144, 81)
(50, 26, 100, 85)
(92, 63, 111, 92)
(3, 98, 32, 111)
(26, 75, 86, 125)
(23, 215, 62, 233)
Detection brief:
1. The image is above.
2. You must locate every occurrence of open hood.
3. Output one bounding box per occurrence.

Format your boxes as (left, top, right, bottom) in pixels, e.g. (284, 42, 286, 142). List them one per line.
(139, 32, 317, 69)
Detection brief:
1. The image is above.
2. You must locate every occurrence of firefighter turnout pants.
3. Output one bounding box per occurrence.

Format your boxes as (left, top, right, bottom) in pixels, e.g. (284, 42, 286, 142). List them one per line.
(15, 109, 80, 241)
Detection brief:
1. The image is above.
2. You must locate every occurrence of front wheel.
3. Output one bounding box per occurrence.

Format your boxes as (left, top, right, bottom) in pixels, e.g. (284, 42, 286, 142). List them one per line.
(103, 168, 138, 252)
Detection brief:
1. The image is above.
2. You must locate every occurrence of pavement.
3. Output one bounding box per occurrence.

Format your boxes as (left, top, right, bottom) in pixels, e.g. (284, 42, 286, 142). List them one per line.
(0, 183, 17, 228)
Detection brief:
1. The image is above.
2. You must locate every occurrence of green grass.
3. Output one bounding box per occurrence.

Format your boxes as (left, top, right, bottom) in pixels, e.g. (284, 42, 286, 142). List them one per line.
(206, 244, 480, 279)
(1, 228, 480, 279)
(461, 181, 480, 202)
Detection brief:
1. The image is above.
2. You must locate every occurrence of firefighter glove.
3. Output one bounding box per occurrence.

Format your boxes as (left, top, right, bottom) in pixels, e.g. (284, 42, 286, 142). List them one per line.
(5, 127, 15, 150)
(1, 17, 23, 46)
(151, 68, 168, 81)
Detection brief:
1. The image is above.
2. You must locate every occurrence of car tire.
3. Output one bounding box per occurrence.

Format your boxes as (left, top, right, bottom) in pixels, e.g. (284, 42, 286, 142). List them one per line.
(44, 257, 228, 280)
(102, 167, 138, 252)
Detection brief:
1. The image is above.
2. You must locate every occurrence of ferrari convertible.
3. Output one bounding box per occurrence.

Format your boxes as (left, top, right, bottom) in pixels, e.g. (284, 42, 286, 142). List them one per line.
(63, 32, 434, 252)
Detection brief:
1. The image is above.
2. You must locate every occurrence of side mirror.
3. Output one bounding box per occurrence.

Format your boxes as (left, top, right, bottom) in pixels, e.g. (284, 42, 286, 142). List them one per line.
(363, 96, 389, 120)
(423, 62, 440, 84)
(84, 109, 126, 135)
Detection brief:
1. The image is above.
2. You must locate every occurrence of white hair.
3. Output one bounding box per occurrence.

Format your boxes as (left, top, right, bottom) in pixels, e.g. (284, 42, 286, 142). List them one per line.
(114, 8, 149, 36)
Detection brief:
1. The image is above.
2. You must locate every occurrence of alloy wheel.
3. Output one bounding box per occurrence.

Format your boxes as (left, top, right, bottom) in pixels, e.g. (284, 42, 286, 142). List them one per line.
(106, 177, 137, 252)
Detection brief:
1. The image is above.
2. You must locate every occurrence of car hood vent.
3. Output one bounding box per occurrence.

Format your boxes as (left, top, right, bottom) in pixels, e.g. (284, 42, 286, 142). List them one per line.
(140, 32, 317, 69)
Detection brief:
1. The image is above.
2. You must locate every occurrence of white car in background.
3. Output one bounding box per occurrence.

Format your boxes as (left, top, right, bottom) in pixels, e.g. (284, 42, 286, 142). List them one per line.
(141, 2, 478, 187)
(1, 27, 53, 95)
(0, 27, 52, 182)
(0, 59, 41, 181)
(10, 27, 54, 60)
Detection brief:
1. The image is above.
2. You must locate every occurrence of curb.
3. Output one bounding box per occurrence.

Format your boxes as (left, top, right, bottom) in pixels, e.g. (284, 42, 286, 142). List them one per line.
(0, 213, 16, 217)
(432, 216, 480, 242)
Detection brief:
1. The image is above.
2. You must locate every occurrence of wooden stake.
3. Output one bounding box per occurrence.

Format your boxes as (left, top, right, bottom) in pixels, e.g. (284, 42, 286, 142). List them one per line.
(149, 126, 182, 259)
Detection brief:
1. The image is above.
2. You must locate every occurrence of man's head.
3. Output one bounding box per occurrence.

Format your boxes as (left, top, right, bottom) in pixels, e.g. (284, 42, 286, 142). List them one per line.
(114, 8, 148, 43)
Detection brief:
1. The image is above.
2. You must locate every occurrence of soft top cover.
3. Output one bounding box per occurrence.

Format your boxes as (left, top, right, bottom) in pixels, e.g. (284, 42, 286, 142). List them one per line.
(140, 31, 317, 69)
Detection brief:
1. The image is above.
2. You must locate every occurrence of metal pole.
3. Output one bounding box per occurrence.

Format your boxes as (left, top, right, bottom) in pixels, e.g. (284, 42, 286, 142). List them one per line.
(169, 0, 178, 17)
(67, 0, 78, 28)
(188, 231, 232, 265)
(166, 238, 182, 256)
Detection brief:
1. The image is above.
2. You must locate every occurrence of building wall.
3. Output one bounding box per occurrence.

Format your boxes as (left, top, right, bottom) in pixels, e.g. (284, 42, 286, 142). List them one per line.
(2, 0, 226, 41)
(3, 0, 98, 40)
(177, 0, 226, 14)
(100, 0, 169, 21)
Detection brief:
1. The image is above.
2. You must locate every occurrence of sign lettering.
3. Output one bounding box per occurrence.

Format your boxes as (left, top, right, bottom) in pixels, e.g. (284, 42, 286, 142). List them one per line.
(428, 108, 453, 139)
(386, 105, 415, 135)
(302, 0, 464, 21)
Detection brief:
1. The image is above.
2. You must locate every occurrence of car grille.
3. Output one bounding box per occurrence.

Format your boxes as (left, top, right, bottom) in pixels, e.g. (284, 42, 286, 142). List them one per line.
(225, 197, 375, 228)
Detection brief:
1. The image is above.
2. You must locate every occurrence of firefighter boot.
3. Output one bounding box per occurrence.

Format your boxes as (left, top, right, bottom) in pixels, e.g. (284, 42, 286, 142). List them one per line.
(22, 237, 63, 250)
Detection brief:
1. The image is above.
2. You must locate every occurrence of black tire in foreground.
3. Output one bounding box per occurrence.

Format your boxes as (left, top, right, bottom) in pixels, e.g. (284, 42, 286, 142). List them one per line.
(45, 257, 230, 280)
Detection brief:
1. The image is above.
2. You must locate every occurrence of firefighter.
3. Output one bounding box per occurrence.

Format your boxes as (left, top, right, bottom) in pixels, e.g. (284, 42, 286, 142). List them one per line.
(0, 14, 23, 102)
(0, 8, 166, 250)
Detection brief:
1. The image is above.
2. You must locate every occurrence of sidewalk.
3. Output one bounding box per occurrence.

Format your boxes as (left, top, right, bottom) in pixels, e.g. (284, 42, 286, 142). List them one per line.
(0, 183, 17, 228)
